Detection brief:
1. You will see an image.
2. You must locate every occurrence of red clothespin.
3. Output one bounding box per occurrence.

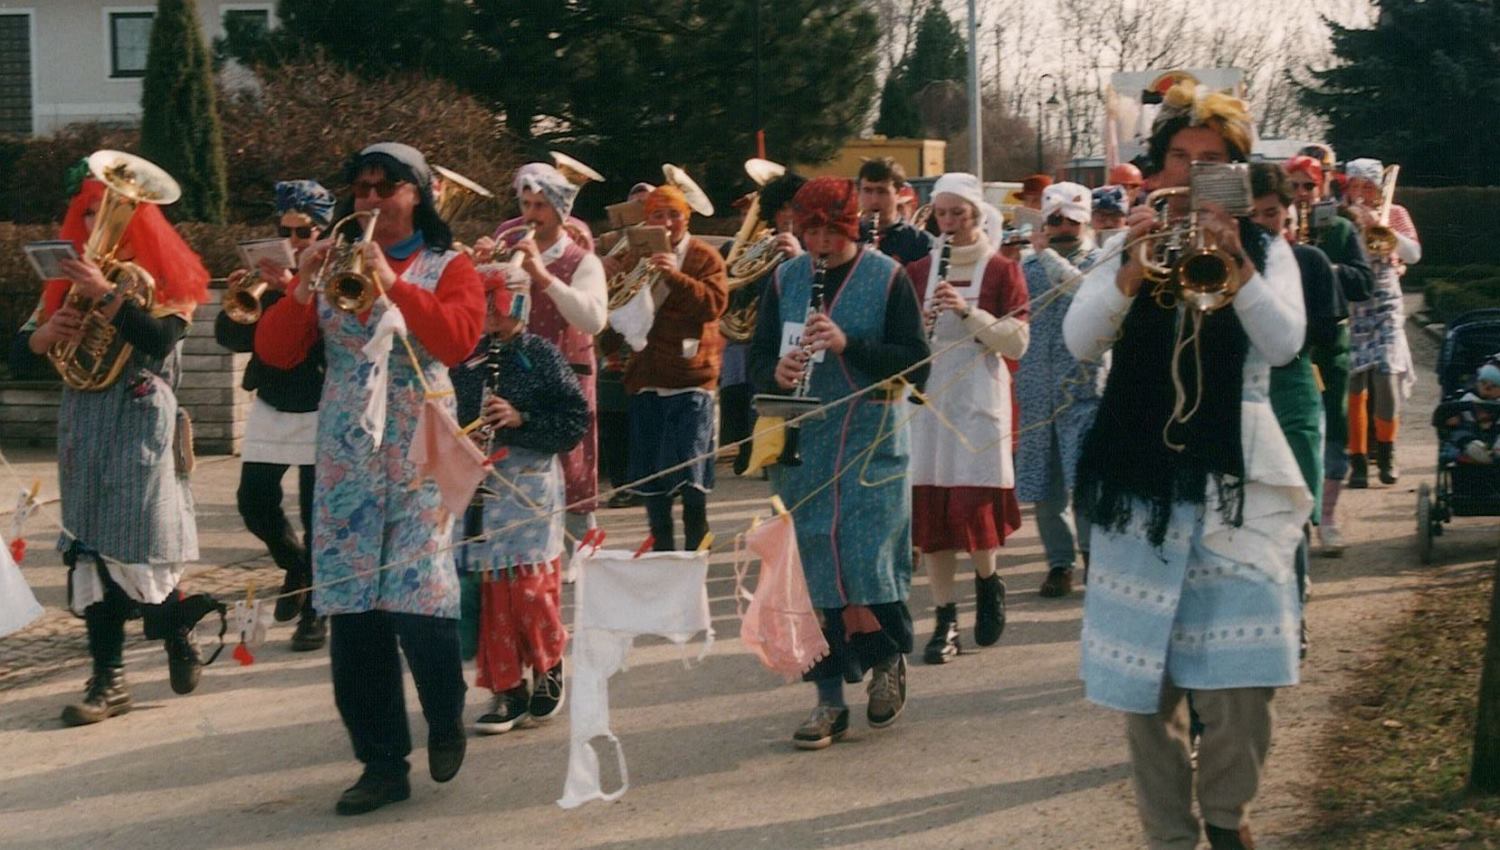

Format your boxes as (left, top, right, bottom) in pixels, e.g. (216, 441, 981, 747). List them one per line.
(632, 535, 655, 559)
(486, 447, 509, 465)
(583, 528, 606, 553)
(234, 583, 257, 666)
(8, 537, 25, 564)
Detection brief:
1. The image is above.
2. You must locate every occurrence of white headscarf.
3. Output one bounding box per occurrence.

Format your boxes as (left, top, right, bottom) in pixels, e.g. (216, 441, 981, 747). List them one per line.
(513, 163, 580, 218)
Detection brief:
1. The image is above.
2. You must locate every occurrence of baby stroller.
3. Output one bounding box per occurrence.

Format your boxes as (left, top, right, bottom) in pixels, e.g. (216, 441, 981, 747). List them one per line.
(1418, 308, 1500, 563)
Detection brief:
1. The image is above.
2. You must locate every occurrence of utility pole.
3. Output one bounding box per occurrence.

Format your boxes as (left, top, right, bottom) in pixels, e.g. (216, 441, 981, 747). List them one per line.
(967, 0, 982, 179)
(993, 23, 1002, 96)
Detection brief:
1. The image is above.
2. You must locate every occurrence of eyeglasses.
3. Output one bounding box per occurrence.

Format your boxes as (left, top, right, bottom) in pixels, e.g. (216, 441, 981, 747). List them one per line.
(278, 225, 315, 239)
(1290, 181, 1318, 191)
(351, 178, 404, 199)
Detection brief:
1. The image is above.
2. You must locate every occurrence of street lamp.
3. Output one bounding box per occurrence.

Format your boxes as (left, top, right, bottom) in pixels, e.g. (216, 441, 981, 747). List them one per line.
(1035, 73, 1060, 174)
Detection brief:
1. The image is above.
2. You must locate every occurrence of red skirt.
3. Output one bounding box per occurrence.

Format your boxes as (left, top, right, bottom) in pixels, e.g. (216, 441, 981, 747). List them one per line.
(911, 486, 1022, 554)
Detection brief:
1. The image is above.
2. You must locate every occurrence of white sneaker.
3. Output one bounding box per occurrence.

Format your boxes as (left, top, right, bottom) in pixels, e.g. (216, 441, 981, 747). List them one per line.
(1318, 525, 1345, 557)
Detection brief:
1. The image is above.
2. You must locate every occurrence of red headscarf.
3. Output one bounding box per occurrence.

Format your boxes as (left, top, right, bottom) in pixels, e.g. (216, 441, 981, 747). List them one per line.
(643, 185, 692, 218)
(791, 177, 860, 241)
(41, 179, 210, 321)
(1284, 154, 1324, 185)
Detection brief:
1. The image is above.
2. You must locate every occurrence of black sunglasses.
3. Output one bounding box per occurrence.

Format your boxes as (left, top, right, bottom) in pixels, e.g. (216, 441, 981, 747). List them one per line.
(278, 225, 315, 239)
(351, 178, 404, 199)
(1290, 180, 1318, 191)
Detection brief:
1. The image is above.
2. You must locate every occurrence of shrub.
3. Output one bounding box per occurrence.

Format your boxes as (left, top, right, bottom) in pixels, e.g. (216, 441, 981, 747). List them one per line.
(1397, 187, 1500, 269)
(0, 125, 141, 224)
(1423, 276, 1500, 325)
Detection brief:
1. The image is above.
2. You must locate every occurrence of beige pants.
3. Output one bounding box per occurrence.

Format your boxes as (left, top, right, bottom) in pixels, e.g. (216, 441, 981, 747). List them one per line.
(1125, 681, 1275, 850)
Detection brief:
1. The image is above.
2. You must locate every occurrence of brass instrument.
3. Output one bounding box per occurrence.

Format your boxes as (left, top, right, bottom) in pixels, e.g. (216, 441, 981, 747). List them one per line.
(1132, 187, 1241, 313)
(222, 271, 271, 324)
(49, 150, 181, 391)
(722, 158, 789, 342)
(312, 209, 382, 314)
(433, 165, 495, 224)
(606, 163, 710, 315)
(552, 151, 606, 187)
(911, 202, 934, 231)
(1293, 199, 1310, 246)
(1361, 164, 1401, 258)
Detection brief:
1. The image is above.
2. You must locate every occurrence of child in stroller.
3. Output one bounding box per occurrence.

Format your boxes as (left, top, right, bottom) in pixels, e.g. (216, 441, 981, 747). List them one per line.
(1440, 362, 1500, 465)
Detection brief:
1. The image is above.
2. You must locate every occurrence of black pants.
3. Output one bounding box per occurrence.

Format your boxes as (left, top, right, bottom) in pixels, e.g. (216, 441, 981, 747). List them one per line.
(237, 461, 314, 576)
(718, 382, 753, 448)
(646, 488, 708, 552)
(329, 611, 467, 777)
(67, 547, 180, 668)
(598, 409, 631, 489)
(805, 601, 914, 684)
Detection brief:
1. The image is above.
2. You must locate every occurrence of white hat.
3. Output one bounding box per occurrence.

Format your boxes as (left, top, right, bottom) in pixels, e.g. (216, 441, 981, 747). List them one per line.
(1345, 158, 1383, 185)
(931, 172, 985, 214)
(1041, 181, 1091, 224)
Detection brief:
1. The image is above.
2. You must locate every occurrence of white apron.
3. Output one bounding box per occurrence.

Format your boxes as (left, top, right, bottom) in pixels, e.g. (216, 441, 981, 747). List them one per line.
(909, 241, 1014, 490)
(241, 397, 318, 466)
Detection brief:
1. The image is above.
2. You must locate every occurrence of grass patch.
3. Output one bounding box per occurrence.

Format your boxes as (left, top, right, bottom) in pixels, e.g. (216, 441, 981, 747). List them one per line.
(1295, 564, 1500, 849)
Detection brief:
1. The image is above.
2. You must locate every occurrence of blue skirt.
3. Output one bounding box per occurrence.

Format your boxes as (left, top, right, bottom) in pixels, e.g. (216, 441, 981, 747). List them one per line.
(626, 390, 717, 496)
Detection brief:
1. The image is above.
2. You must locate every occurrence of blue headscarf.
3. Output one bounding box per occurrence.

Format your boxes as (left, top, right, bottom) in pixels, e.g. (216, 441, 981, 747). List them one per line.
(273, 180, 336, 226)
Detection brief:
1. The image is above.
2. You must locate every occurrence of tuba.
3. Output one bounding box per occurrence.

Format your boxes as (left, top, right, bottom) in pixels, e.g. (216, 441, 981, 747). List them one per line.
(722, 158, 789, 342)
(311, 210, 382, 314)
(433, 165, 495, 225)
(606, 163, 713, 315)
(49, 150, 181, 391)
(1361, 164, 1401, 258)
(222, 271, 271, 324)
(1132, 186, 1241, 313)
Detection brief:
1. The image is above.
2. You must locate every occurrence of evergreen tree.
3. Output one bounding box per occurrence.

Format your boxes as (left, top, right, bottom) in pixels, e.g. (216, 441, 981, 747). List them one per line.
(140, 0, 228, 221)
(875, 2, 967, 139)
(1298, 0, 1500, 186)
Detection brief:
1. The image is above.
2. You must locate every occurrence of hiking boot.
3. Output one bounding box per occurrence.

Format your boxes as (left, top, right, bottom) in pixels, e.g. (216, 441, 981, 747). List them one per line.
(1375, 441, 1399, 485)
(335, 768, 411, 816)
(528, 662, 566, 721)
(974, 574, 1007, 647)
(866, 654, 907, 729)
(792, 704, 849, 750)
(60, 666, 131, 726)
(1206, 822, 1256, 849)
(428, 723, 466, 783)
(1347, 453, 1368, 489)
(275, 567, 310, 623)
(164, 630, 202, 695)
(289, 611, 327, 652)
(922, 604, 960, 665)
(1038, 566, 1074, 598)
(475, 684, 530, 735)
(1318, 524, 1345, 558)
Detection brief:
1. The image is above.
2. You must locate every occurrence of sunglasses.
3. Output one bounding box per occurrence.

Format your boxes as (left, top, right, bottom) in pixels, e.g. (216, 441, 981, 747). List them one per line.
(351, 178, 404, 199)
(1290, 181, 1318, 191)
(278, 225, 315, 239)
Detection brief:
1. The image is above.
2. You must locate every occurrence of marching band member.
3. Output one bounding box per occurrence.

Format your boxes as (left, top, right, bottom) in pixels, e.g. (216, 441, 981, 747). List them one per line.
(215, 179, 334, 650)
(495, 161, 608, 547)
(1064, 81, 1308, 850)
(1284, 153, 1373, 555)
(857, 157, 933, 264)
(1108, 163, 1145, 205)
(749, 177, 930, 749)
(907, 172, 1029, 663)
(1017, 174, 1052, 210)
(1090, 185, 1128, 234)
(607, 184, 728, 551)
(1017, 182, 1104, 600)
(15, 163, 211, 726)
(451, 278, 588, 735)
(256, 142, 485, 815)
(597, 181, 657, 508)
(1344, 157, 1420, 489)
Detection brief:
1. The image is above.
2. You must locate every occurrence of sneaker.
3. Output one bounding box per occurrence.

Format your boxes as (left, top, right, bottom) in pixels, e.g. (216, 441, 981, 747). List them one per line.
(792, 705, 850, 750)
(528, 662, 566, 721)
(1318, 525, 1345, 558)
(475, 684, 530, 735)
(60, 666, 132, 726)
(335, 768, 411, 816)
(1038, 566, 1074, 598)
(866, 654, 907, 729)
(164, 631, 203, 695)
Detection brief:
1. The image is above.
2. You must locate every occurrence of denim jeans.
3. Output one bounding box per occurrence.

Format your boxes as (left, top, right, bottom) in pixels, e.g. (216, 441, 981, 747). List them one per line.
(1034, 439, 1089, 572)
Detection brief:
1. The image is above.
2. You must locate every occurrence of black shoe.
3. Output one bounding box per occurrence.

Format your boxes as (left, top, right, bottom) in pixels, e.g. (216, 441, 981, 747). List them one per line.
(290, 611, 327, 652)
(1348, 453, 1368, 489)
(275, 568, 310, 623)
(528, 662, 566, 722)
(60, 666, 132, 726)
(1375, 441, 1399, 485)
(428, 724, 466, 783)
(866, 654, 907, 728)
(922, 604, 960, 665)
(606, 490, 640, 509)
(475, 684, 530, 735)
(974, 574, 1007, 647)
(335, 769, 411, 816)
(164, 631, 202, 695)
(792, 705, 850, 750)
(1205, 822, 1255, 849)
(733, 443, 753, 476)
(1038, 566, 1074, 598)
(1081, 551, 1091, 586)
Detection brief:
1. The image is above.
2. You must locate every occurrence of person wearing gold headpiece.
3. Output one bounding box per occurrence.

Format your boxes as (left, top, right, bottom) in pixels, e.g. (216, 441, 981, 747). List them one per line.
(605, 185, 728, 551)
(1063, 81, 1308, 850)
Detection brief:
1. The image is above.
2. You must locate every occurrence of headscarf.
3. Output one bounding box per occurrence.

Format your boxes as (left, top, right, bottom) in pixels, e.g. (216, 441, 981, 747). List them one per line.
(513, 162, 580, 218)
(1284, 155, 1324, 185)
(643, 185, 692, 218)
(791, 177, 860, 241)
(931, 172, 985, 216)
(274, 179, 336, 226)
(1092, 185, 1127, 216)
(1345, 158, 1384, 186)
(352, 142, 435, 206)
(42, 178, 210, 321)
(490, 276, 531, 325)
(1041, 181, 1091, 224)
(1149, 79, 1254, 161)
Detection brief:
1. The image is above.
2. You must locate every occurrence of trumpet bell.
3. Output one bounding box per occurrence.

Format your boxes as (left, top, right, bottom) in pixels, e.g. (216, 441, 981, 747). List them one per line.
(662, 163, 714, 216)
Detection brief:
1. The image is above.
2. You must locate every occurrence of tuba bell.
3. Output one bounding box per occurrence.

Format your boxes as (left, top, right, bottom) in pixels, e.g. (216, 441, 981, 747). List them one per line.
(312, 210, 382, 314)
(722, 158, 790, 342)
(433, 165, 495, 224)
(48, 150, 181, 391)
(1132, 187, 1241, 313)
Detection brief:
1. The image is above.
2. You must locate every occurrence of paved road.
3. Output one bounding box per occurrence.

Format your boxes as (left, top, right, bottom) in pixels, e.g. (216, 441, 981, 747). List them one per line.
(0, 310, 1490, 849)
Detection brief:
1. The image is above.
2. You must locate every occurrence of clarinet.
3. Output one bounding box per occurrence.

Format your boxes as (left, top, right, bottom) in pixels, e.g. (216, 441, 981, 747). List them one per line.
(923, 238, 952, 344)
(777, 257, 828, 467)
(475, 334, 504, 459)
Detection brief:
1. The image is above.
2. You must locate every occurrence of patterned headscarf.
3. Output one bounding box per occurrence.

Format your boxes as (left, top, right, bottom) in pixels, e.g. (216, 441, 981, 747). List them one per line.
(513, 162, 580, 218)
(274, 179, 335, 225)
(644, 185, 692, 218)
(791, 177, 860, 241)
(1284, 155, 1324, 185)
(1345, 158, 1384, 185)
(1150, 79, 1254, 161)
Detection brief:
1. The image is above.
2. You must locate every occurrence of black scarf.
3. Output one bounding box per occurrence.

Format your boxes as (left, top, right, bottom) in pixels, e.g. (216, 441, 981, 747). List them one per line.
(1073, 222, 1269, 547)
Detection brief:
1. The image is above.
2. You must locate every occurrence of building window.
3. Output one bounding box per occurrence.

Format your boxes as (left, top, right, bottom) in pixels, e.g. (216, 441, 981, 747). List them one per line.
(109, 11, 154, 79)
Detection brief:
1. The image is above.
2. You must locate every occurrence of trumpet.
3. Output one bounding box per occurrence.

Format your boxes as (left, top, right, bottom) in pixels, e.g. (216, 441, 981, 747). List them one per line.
(1361, 164, 1401, 258)
(1132, 187, 1241, 313)
(312, 209, 382, 314)
(222, 271, 271, 324)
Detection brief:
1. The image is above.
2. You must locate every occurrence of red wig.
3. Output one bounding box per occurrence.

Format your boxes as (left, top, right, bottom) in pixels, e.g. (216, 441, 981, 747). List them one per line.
(41, 179, 210, 320)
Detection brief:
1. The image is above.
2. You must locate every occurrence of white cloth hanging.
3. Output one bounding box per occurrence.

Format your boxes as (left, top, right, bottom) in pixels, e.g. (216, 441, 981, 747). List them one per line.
(558, 549, 713, 809)
(360, 303, 409, 449)
(0, 531, 42, 638)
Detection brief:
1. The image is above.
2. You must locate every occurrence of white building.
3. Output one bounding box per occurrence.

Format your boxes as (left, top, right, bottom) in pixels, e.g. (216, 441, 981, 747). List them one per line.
(0, 0, 275, 136)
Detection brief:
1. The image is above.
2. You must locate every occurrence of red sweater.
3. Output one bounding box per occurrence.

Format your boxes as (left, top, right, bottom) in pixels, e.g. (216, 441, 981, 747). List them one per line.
(256, 247, 485, 370)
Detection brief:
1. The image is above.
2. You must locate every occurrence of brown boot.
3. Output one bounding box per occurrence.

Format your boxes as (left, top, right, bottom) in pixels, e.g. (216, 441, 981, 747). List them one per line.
(61, 665, 132, 726)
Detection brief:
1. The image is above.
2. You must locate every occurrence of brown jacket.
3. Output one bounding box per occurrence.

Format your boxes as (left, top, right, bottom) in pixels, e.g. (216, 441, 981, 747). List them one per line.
(605, 237, 728, 393)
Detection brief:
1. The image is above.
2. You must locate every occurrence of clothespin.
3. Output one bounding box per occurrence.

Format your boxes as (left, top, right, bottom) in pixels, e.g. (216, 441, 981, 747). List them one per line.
(633, 535, 655, 558)
(696, 532, 715, 553)
(486, 447, 509, 465)
(770, 495, 788, 517)
(232, 581, 257, 666)
(581, 528, 606, 554)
